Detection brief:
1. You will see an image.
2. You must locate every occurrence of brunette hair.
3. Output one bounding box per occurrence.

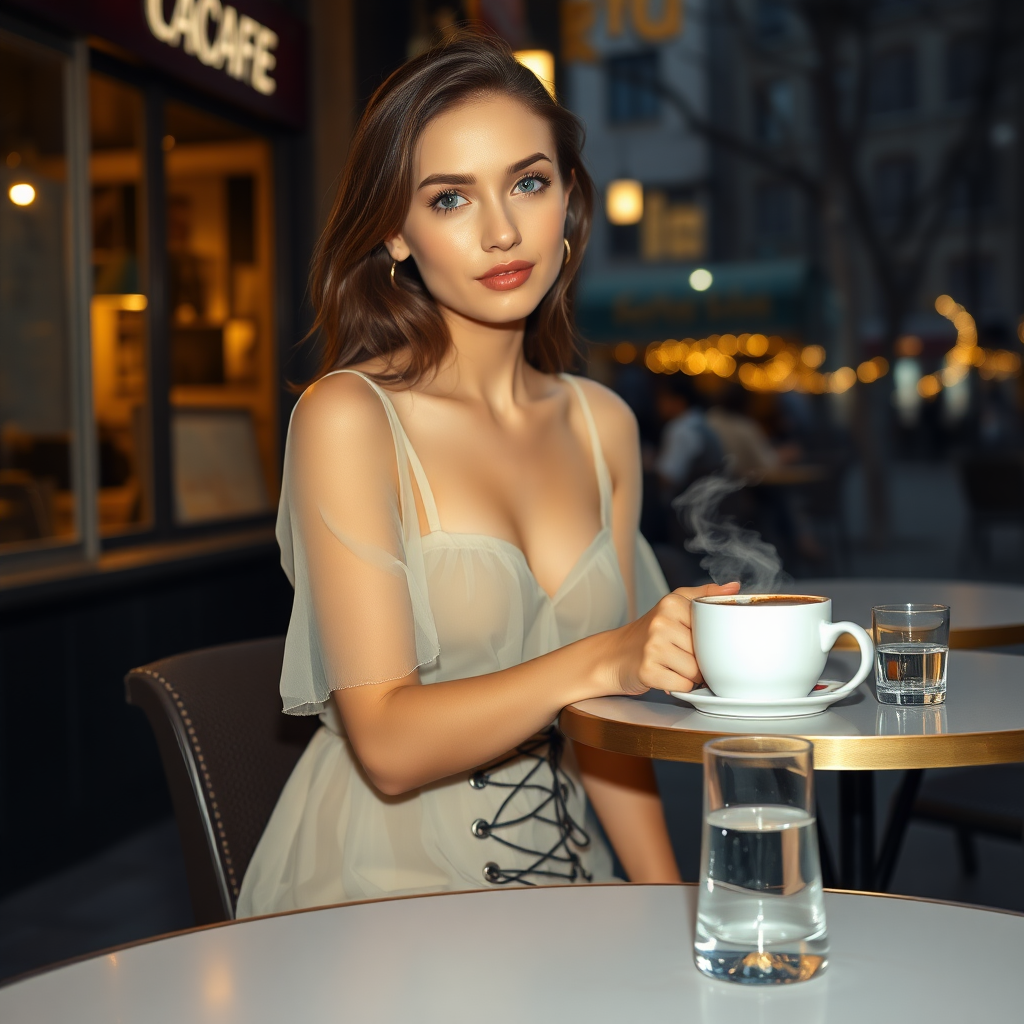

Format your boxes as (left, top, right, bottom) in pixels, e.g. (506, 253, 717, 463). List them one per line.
(305, 31, 595, 386)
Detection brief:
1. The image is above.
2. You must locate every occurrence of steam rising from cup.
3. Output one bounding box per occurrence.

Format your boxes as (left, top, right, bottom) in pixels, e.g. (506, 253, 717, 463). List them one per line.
(672, 472, 790, 593)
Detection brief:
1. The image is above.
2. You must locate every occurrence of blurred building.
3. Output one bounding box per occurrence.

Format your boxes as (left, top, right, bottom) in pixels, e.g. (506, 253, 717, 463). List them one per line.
(562, 0, 708, 274)
(707, 0, 1023, 353)
(562, 1, 824, 371)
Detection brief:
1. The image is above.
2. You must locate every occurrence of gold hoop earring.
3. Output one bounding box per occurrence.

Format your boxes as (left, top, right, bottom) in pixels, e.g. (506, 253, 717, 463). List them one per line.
(563, 238, 571, 266)
(390, 260, 398, 287)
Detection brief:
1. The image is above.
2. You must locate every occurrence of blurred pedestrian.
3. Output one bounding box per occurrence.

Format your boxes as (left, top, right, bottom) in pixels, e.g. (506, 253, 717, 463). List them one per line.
(706, 385, 799, 482)
(655, 374, 723, 494)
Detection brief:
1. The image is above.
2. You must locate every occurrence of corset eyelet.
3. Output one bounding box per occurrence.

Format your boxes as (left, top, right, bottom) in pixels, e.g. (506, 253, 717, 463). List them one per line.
(465, 727, 593, 887)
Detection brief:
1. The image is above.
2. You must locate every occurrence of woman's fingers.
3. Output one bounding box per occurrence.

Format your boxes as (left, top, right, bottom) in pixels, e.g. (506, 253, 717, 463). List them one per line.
(675, 581, 741, 602)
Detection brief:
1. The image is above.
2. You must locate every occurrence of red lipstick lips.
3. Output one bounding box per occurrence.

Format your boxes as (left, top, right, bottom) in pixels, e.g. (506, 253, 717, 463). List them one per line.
(477, 260, 534, 291)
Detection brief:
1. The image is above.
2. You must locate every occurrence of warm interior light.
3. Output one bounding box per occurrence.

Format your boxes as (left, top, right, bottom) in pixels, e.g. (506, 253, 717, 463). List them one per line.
(514, 50, 555, 98)
(688, 267, 713, 292)
(8, 182, 35, 206)
(162, 134, 176, 151)
(121, 294, 148, 311)
(606, 179, 643, 225)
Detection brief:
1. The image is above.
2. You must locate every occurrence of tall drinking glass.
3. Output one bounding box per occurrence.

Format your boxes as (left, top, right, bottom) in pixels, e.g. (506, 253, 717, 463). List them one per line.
(694, 736, 828, 985)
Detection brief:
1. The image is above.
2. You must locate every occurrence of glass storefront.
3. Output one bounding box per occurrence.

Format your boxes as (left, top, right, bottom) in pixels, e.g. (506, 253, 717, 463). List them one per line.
(90, 73, 151, 537)
(0, 30, 74, 550)
(164, 101, 276, 524)
(0, 6, 296, 569)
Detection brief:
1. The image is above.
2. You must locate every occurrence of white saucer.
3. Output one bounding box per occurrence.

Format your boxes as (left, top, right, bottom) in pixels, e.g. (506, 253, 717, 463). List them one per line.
(670, 678, 863, 719)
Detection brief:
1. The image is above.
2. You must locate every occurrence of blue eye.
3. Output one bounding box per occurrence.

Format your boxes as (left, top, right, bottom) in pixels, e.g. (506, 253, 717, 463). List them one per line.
(514, 173, 551, 195)
(432, 190, 467, 212)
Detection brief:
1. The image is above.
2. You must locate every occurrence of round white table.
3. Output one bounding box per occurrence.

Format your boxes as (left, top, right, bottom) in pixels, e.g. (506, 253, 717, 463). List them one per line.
(561, 650, 1024, 891)
(2, 885, 1021, 1022)
(780, 578, 1024, 648)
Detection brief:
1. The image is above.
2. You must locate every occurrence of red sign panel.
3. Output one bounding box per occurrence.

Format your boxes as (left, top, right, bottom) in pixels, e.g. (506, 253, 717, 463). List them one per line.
(6, 0, 307, 129)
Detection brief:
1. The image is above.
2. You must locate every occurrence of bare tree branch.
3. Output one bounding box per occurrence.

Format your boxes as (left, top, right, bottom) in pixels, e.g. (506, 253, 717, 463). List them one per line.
(650, 74, 821, 197)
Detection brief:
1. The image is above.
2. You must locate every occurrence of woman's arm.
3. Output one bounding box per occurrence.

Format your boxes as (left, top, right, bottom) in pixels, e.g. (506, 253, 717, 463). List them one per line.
(295, 373, 736, 797)
(573, 744, 680, 882)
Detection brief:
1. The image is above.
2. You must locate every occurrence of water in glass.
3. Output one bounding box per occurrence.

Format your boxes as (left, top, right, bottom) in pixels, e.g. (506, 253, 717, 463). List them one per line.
(695, 804, 827, 984)
(875, 642, 947, 705)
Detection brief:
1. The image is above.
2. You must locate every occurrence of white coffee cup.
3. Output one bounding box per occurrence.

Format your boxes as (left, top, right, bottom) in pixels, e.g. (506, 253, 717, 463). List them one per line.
(691, 594, 874, 700)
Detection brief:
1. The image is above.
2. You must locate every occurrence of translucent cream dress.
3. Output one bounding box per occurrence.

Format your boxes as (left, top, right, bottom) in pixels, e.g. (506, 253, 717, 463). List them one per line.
(236, 371, 669, 917)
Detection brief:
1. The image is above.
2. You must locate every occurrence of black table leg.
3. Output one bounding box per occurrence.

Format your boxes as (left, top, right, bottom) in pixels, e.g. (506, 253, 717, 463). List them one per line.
(875, 769, 924, 892)
(838, 771, 876, 890)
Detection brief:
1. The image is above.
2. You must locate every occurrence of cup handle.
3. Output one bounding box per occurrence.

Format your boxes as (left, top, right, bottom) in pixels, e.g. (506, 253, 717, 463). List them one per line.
(819, 620, 875, 696)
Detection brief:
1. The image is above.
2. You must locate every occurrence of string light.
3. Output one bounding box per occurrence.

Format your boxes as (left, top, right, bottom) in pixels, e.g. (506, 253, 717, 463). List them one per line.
(624, 296, 1021, 396)
(637, 334, 885, 393)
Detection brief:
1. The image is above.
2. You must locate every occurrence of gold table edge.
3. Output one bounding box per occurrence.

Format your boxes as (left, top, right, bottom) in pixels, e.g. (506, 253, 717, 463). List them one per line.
(559, 704, 1024, 770)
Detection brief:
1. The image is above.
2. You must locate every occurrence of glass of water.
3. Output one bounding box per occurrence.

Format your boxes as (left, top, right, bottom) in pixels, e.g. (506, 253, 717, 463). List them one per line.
(694, 736, 828, 985)
(872, 604, 950, 705)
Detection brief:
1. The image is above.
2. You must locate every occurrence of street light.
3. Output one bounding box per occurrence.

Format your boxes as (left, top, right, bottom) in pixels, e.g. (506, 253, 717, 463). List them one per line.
(606, 179, 643, 225)
(689, 267, 713, 291)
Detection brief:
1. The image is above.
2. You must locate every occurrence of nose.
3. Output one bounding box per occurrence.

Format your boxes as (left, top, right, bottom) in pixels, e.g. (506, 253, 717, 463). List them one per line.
(480, 194, 521, 253)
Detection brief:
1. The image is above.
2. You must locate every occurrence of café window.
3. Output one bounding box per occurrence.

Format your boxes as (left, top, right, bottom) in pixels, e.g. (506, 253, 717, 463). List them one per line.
(90, 73, 151, 537)
(163, 102, 276, 525)
(1, 26, 282, 575)
(0, 31, 75, 554)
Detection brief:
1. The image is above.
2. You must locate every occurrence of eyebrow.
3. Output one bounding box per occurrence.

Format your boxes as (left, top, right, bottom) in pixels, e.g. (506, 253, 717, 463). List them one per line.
(416, 152, 553, 191)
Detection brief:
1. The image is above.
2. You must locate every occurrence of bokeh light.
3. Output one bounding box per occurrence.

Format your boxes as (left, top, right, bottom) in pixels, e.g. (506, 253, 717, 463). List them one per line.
(688, 268, 713, 291)
(8, 182, 35, 206)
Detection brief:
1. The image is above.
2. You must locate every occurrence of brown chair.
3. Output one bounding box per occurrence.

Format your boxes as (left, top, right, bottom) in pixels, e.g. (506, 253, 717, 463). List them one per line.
(125, 637, 319, 924)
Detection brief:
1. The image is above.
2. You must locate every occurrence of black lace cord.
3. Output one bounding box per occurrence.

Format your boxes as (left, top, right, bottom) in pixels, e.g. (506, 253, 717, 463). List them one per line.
(469, 727, 593, 886)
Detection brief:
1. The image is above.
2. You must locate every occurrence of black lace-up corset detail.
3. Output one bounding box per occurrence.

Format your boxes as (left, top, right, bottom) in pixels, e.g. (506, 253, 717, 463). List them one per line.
(467, 727, 592, 886)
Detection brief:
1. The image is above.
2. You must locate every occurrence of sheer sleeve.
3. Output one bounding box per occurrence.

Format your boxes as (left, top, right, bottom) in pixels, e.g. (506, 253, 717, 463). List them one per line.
(277, 372, 439, 715)
(635, 533, 670, 616)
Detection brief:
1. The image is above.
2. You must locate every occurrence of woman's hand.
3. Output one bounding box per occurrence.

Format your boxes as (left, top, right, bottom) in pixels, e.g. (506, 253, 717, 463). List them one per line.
(611, 582, 741, 696)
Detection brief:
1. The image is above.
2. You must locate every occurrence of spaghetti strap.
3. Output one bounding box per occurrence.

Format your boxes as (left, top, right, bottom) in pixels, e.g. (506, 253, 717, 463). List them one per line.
(560, 374, 613, 528)
(326, 370, 442, 533)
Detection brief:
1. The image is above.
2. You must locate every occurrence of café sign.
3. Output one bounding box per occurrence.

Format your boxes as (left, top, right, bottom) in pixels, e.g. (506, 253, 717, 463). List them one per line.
(144, 0, 279, 96)
(2, 0, 305, 127)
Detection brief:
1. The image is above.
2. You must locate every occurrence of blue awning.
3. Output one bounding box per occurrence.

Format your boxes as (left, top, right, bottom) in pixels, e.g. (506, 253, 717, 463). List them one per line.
(576, 259, 813, 343)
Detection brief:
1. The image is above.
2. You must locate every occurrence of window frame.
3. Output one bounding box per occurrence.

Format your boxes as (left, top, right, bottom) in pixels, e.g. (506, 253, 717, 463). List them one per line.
(0, 23, 287, 581)
(605, 50, 662, 127)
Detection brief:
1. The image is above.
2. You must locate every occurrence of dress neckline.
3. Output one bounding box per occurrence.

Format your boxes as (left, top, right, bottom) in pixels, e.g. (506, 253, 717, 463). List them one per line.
(326, 369, 616, 603)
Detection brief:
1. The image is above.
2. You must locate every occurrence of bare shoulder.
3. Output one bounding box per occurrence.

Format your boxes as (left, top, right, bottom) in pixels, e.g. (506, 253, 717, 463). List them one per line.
(289, 370, 394, 457)
(565, 375, 640, 479)
(569, 375, 638, 436)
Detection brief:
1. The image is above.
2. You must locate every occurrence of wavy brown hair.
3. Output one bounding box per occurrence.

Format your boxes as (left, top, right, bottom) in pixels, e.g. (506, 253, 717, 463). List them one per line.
(305, 32, 594, 387)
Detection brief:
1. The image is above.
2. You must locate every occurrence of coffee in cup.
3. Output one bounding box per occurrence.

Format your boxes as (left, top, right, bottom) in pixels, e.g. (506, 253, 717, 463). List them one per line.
(691, 594, 874, 700)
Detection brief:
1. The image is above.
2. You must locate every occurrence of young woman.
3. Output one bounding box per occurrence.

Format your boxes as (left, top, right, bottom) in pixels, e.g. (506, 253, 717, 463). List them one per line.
(236, 33, 738, 917)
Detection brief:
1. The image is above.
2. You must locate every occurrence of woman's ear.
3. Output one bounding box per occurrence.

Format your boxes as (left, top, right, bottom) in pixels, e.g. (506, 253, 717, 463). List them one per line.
(385, 235, 411, 262)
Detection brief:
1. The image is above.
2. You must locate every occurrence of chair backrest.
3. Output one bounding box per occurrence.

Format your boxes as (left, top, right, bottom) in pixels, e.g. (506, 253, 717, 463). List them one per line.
(125, 637, 319, 924)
